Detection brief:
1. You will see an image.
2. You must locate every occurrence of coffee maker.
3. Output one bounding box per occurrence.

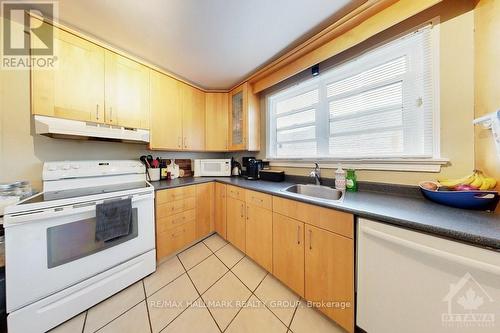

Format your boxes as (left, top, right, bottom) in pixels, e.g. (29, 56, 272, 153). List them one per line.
(246, 159, 263, 180)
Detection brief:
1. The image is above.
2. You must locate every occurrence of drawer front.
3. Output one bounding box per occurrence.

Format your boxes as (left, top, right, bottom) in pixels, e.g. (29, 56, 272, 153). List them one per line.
(157, 209, 196, 233)
(156, 186, 196, 204)
(245, 190, 272, 210)
(156, 197, 196, 218)
(227, 185, 245, 201)
(273, 196, 353, 239)
(157, 220, 196, 259)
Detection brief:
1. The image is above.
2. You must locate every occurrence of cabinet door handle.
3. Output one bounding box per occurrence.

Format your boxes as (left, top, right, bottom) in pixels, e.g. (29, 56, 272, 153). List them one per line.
(184, 137, 188, 149)
(241, 204, 245, 218)
(308, 229, 312, 250)
(297, 225, 301, 245)
(109, 107, 113, 122)
(96, 104, 100, 121)
(178, 137, 182, 148)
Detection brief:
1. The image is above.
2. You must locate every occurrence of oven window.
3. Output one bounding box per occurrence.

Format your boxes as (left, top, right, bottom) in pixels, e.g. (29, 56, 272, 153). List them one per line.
(46, 209, 138, 268)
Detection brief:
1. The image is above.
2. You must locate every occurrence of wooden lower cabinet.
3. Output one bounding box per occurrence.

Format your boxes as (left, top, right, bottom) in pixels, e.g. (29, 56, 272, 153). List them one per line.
(214, 183, 227, 239)
(156, 221, 196, 260)
(156, 185, 207, 261)
(195, 183, 214, 238)
(305, 224, 354, 333)
(154, 183, 355, 333)
(226, 196, 246, 252)
(272, 213, 305, 297)
(245, 203, 272, 272)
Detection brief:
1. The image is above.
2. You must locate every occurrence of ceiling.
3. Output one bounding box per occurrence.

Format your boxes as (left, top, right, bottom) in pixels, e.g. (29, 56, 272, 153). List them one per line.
(40, 0, 363, 89)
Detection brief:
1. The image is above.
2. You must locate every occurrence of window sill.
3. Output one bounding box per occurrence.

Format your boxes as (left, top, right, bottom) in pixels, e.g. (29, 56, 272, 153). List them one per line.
(267, 158, 449, 172)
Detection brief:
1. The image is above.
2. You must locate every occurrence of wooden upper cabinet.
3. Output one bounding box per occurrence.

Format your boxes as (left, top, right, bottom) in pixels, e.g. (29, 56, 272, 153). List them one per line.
(205, 92, 229, 151)
(228, 82, 260, 151)
(180, 83, 205, 150)
(31, 21, 105, 122)
(305, 224, 354, 333)
(105, 51, 150, 129)
(149, 70, 182, 150)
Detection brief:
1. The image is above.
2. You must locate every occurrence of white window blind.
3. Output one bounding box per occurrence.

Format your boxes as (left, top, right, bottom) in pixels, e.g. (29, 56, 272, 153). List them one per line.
(267, 25, 437, 160)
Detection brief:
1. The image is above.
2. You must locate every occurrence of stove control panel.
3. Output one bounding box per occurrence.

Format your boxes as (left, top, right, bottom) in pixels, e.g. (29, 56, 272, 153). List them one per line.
(43, 160, 145, 181)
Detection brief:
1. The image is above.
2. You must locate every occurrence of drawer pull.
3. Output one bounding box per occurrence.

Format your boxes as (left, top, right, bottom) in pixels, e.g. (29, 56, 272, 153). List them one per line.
(252, 197, 263, 203)
(308, 229, 312, 250)
(173, 216, 186, 225)
(297, 225, 301, 245)
(171, 229, 185, 238)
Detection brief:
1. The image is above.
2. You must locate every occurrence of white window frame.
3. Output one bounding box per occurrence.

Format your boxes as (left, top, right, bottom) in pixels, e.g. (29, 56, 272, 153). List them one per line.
(265, 21, 447, 172)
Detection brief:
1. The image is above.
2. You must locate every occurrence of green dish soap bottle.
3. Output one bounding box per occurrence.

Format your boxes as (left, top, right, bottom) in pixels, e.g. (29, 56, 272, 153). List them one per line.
(346, 169, 358, 192)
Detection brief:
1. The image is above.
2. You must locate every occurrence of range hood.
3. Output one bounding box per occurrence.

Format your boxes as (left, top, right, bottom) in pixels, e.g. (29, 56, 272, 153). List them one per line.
(34, 115, 150, 143)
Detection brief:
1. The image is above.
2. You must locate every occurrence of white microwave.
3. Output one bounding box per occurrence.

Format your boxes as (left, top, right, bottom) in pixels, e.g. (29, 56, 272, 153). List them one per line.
(193, 159, 231, 177)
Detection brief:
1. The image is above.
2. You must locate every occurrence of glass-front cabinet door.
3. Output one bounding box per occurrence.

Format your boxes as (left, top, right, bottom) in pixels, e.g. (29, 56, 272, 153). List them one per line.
(229, 84, 247, 150)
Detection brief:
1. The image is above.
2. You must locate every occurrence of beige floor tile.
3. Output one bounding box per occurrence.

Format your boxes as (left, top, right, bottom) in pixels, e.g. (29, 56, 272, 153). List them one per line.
(188, 255, 228, 294)
(178, 242, 211, 270)
(202, 272, 251, 331)
(226, 295, 288, 333)
(231, 257, 267, 291)
(49, 312, 86, 333)
(147, 274, 199, 333)
(84, 281, 145, 333)
(162, 298, 219, 333)
(290, 300, 345, 333)
(96, 301, 150, 333)
(203, 233, 228, 252)
(214, 243, 244, 268)
(255, 274, 300, 326)
(144, 256, 185, 296)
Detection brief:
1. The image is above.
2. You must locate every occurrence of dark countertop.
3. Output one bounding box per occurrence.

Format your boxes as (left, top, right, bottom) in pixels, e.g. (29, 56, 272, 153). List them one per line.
(150, 177, 500, 251)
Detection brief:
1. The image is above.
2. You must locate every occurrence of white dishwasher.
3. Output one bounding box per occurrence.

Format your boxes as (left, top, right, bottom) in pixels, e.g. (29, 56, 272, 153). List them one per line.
(357, 218, 500, 333)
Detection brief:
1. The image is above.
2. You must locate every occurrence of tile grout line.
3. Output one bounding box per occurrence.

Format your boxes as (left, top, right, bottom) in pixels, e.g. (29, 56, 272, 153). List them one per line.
(180, 247, 228, 333)
(81, 311, 88, 333)
(250, 291, 290, 331)
(155, 257, 203, 333)
(228, 256, 265, 295)
(198, 294, 224, 333)
(145, 270, 185, 299)
(288, 300, 300, 331)
(142, 280, 154, 333)
(249, 273, 300, 330)
(81, 281, 147, 333)
(221, 290, 254, 333)
(88, 297, 145, 333)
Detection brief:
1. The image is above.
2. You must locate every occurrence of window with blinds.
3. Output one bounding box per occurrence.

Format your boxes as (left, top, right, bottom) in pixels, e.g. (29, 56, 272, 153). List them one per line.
(267, 26, 437, 160)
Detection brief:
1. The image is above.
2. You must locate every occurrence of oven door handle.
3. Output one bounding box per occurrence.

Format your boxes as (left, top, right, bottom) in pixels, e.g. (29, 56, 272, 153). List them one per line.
(5, 193, 151, 225)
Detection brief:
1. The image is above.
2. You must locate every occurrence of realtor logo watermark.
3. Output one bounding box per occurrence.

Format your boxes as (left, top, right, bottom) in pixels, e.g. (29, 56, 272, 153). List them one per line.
(1, 1, 58, 69)
(442, 272, 495, 329)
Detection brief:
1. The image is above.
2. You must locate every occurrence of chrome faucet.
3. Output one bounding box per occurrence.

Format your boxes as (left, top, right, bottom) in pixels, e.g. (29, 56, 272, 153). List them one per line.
(309, 163, 321, 185)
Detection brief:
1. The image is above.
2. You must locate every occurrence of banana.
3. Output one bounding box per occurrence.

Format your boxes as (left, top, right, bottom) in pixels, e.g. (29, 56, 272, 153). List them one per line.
(470, 172, 484, 189)
(438, 173, 475, 187)
(437, 171, 498, 190)
(484, 177, 497, 190)
(479, 174, 490, 190)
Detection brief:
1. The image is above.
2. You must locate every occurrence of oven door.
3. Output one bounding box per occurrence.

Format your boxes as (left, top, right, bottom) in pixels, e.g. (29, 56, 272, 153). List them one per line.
(4, 191, 154, 312)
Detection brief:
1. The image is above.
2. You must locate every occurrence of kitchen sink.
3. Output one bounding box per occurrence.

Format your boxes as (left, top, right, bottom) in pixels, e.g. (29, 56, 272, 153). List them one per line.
(282, 184, 344, 202)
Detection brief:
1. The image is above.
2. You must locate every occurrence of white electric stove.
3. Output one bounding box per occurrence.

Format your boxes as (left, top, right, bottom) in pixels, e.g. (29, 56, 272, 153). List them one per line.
(4, 160, 156, 333)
